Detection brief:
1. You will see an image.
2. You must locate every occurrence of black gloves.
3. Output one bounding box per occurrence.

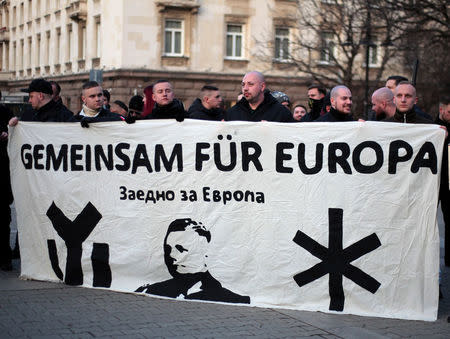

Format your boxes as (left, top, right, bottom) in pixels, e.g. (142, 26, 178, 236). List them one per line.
(80, 117, 95, 128)
(125, 114, 136, 124)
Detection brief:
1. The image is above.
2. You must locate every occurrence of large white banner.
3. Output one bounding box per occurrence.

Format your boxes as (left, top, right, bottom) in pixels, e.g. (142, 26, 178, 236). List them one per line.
(8, 120, 445, 321)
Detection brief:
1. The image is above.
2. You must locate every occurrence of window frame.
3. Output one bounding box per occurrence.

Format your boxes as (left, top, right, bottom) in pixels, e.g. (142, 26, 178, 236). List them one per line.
(164, 19, 185, 57)
(225, 23, 245, 60)
(274, 27, 290, 62)
(319, 31, 336, 65)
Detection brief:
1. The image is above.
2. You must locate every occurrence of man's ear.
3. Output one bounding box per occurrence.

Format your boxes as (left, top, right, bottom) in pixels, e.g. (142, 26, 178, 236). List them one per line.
(261, 82, 266, 92)
(330, 97, 335, 108)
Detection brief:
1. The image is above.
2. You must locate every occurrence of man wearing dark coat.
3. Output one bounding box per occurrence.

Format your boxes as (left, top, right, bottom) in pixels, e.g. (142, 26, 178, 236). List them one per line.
(9, 78, 73, 125)
(188, 85, 224, 121)
(225, 71, 294, 122)
(145, 80, 187, 121)
(0, 93, 13, 270)
(436, 96, 450, 266)
(70, 81, 123, 126)
(315, 85, 354, 122)
(300, 84, 327, 122)
(384, 82, 433, 124)
(135, 218, 250, 304)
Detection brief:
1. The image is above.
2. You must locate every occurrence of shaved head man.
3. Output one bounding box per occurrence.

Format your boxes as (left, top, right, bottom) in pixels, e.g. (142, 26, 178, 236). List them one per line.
(315, 85, 354, 122)
(225, 71, 294, 122)
(241, 71, 266, 110)
(371, 87, 395, 120)
(384, 82, 432, 123)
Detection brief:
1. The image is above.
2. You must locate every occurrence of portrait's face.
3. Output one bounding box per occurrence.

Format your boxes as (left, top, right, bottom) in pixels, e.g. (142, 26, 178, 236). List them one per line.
(28, 92, 42, 109)
(152, 82, 174, 106)
(241, 73, 265, 104)
(307, 88, 324, 100)
(293, 106, 307, 121)
(165, 228, 208, 275)
(394, 84, 416, 113)
(82, 86, 104, 110)
(331, 88, 352, 114)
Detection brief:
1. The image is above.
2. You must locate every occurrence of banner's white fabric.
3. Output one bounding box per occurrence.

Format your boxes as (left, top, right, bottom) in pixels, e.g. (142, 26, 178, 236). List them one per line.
(8, 120, 445, 321)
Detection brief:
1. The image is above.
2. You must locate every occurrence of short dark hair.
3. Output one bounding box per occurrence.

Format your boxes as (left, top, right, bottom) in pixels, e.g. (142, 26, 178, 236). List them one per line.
(113, 100, 128, 112)
(201, 85, 219, 91)
(439, 95, 450, 106)
(128, 95, 144, 112)
(308, 84, 326, 96)
(82, 81, 101, 91)
(49, 81, 61, 95)
(153, 79, 171, 88)
(294, 104, 307, 110)
(102, 89, 111, 101)
(386, 75, 408, 86)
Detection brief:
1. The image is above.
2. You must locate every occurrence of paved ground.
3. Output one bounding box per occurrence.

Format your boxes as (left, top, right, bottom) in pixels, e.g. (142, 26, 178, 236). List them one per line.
(1, 206, 449, 338)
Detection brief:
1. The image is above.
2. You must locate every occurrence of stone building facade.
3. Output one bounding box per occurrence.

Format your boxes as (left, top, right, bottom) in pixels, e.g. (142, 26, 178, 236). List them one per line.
(0, 0, 397, 114)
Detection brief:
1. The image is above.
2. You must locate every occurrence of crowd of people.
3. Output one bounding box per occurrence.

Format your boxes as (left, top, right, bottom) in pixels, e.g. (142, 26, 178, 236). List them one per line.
(0, 71, 449, 279)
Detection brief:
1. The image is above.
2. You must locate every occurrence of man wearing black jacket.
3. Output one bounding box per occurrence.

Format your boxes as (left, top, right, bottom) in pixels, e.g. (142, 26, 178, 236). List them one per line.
(188, 85, 224, 121)
(70, 81, 123, 126)
(225, 71, 294, 122)
(0, 93, 13, 270)
(315, 85, 354, 122)
(436, 96, 450, 266)
(145, 80, 186, 121)
(384, 82, 432, 124)
(9, 78, 73, 126)
(300, 84, 327, 122)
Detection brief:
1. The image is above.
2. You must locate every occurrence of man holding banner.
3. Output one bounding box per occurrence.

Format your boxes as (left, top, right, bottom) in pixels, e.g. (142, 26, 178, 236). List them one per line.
(225, 71, 294, 122)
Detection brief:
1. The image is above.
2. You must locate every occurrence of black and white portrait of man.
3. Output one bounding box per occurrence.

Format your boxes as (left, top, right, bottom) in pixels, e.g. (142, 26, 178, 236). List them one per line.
(135, 218, 250, 304)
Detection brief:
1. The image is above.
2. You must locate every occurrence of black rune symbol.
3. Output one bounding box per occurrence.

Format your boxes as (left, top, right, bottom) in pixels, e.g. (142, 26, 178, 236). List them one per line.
(293, 208, 381, 311)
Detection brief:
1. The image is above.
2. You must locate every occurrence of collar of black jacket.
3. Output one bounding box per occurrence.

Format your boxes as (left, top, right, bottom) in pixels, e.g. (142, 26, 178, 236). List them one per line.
(393, 108, 416, 123)
(329, 107, 354, 121)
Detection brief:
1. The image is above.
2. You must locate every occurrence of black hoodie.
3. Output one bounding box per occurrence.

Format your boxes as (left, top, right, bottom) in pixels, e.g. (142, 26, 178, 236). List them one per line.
(315, 107, 354, 122)
(225, 92, 294, 122)
(146, 98, 187, 121)
(188, 98, 224, 121)
(384, 108, 433, 124)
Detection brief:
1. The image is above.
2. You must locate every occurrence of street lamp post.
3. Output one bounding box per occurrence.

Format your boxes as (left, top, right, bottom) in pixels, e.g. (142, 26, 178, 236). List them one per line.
(363, 0, 375, 120)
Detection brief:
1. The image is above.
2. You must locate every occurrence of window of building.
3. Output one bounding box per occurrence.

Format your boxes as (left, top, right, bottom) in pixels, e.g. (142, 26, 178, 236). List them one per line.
(20, 39, 24, 70)
(226, 24, 244, 59)
(95, 17, 101, 58)
(274, 28, 289, 61)
(55, 28, 60, 64)
(37, 33, 41, 66)
(319, 32, 336, 64)
(19, 3, 24, 25)
(369, 43, 379, 67)
(78, 24, 86, 60)
(27, 37, 31, 68)
(45, 31, 50, 65)
(67, 24, 72, 60)
(27, 0, 32, 21)
(13, 42, 16, 71)
(164, 19, 184, 56)
(12, 6, 16, 26)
